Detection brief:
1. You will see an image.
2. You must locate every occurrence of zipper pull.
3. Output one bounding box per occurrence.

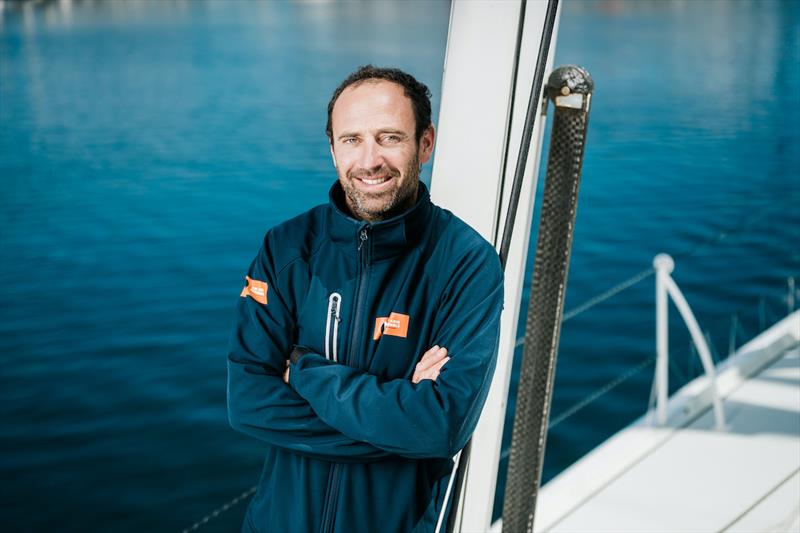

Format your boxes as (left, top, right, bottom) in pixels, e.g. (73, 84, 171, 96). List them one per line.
(330, 297, 340, 321)
(358, 228, 369, 251)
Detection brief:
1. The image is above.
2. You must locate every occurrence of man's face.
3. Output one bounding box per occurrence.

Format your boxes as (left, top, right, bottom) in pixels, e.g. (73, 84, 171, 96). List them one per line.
(329, 80, 434, 222)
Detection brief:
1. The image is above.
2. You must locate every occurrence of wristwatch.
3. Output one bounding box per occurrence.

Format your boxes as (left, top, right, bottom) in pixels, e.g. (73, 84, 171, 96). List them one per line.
(289, 345, 313, 365)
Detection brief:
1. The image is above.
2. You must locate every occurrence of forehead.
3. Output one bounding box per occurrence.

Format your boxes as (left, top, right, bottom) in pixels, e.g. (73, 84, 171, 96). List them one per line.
(331, 80, 415, 134)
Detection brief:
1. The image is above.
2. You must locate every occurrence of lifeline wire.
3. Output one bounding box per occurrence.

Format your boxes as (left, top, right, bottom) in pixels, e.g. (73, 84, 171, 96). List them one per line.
(182, 486, 257, 533)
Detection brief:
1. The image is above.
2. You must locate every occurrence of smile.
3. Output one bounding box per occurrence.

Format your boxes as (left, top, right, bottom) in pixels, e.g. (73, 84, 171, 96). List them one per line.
(361, 176, 390, 185)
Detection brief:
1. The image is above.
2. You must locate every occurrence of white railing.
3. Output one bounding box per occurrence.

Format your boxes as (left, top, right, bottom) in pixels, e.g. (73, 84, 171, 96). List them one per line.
(653, 254, 726, 430)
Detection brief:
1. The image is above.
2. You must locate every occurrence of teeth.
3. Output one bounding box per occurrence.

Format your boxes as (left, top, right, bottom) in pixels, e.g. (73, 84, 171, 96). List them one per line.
(362, 177, 388, 186)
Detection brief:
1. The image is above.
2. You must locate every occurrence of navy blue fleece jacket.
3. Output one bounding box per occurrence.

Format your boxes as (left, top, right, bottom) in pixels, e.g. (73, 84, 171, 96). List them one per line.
(227, 181, 503, 533)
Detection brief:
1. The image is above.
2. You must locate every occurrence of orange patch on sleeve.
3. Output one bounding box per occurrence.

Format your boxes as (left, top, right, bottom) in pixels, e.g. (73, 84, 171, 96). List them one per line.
(373, 312, 409, 340)
(240, 276, 268, 305)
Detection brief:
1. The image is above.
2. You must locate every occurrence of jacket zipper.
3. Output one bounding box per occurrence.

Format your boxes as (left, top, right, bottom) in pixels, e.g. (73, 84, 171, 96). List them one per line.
(321, 226, 369, 533)
(320, 463, 339, 532)
(349, 227, 370, 366)
(325, 292, 342, 362)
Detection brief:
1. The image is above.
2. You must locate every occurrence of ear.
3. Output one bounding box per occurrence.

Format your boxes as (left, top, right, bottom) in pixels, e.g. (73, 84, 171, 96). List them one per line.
(418, 125, 435, 165)
(329, 143, 337, 168)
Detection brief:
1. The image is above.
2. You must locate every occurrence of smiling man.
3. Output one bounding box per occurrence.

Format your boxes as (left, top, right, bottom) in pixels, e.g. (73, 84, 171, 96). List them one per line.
(227, 65, 504, 533)
(327, 74, 433, 222)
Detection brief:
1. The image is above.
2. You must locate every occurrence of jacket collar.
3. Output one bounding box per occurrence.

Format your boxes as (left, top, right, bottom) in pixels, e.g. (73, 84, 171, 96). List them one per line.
(327, 180, 432, 261)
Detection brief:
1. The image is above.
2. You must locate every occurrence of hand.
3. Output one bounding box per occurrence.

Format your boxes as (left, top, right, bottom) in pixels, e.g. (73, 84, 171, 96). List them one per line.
(412, 345, 450, 384)
(283, 359, 290, 384)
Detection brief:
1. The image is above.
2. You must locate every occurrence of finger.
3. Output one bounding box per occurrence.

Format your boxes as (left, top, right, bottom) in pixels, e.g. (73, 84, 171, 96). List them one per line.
(419, 345, 440, 363)
(425, 357, 451, 381)
(412, 365, 431, 384)
(412, 360, 431, 383)
(431, 356, 450, 373)
(418, 357, 450, 383)
(412, 351, 439, 383)
(413, 346, 448, 382)
(416, 347, 448, 373)
(416, 369, 434, 382)
(418, 369, 438, 383)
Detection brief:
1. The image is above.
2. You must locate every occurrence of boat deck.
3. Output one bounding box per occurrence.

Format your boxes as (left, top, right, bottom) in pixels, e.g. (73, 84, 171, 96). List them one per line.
(507, 311, 800, 533)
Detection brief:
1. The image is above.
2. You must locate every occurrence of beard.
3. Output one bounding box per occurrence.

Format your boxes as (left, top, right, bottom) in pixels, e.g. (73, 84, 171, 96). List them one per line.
(339, 150, 420, 222)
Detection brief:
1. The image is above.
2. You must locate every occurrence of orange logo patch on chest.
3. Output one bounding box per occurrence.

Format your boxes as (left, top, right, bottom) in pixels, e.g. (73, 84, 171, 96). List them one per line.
(240, 275, 268, 305)
(373, 312, 409, 340)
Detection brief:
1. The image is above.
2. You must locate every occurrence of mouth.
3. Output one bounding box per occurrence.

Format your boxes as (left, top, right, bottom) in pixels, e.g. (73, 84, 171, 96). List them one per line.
(360, 176, 390, 186)
(354, 174, 395, 191)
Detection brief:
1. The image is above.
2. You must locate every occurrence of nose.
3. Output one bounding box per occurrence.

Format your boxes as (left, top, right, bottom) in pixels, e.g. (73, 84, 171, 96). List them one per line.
(358, 138, 384, 171)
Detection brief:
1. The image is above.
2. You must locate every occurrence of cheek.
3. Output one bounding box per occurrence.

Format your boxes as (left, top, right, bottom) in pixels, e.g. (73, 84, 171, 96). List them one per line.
(333, 153, 356, 172)
(386, 149, 416, 171)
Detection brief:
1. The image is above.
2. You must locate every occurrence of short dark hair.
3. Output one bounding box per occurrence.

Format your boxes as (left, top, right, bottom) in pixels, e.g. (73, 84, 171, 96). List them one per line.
(326, 65, 432, 143)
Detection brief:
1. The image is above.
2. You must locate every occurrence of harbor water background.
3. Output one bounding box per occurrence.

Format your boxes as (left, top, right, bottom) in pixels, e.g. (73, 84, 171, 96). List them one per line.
(1, 0, 798, 531)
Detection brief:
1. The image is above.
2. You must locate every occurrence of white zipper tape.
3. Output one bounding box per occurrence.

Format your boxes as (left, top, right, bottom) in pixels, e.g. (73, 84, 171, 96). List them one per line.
(325, 292, 342, 362)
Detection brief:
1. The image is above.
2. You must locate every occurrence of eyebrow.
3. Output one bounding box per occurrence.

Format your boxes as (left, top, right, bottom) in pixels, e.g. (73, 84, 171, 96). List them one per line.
(377, 129, 406, 135)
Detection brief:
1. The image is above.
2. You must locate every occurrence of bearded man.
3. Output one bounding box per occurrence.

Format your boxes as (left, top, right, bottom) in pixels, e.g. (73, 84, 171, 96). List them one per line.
(227, 65, 503, 533)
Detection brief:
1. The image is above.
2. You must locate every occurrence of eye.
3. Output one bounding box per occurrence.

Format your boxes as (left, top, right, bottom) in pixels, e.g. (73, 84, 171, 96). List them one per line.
(342, 137, 358, 145)
(382, 134, 402, 143)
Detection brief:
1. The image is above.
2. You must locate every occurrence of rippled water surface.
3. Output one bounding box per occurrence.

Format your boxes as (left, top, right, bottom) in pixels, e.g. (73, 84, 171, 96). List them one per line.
(1, 1, 798, 530)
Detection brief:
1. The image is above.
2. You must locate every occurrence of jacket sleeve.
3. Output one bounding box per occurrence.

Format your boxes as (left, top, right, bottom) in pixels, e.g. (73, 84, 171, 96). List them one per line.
(288, 246, 504, 459)
(226, 237, 392, 462)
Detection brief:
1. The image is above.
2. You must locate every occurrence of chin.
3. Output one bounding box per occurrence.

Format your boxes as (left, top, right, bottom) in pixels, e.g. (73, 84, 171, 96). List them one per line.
(360, 201, 394, 218)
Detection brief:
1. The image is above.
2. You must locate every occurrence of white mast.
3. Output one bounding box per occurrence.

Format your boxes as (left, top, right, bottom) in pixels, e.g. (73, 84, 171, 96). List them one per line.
(431, 1, 561, 530)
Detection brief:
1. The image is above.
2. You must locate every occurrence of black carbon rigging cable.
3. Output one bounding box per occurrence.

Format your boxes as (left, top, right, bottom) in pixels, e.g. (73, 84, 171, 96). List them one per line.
(498, 0, 560, 270)
(493, 0, 531, 249)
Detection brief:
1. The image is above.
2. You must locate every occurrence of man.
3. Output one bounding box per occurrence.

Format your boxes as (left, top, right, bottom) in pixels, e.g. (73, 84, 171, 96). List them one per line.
(227, 65, 503, 533)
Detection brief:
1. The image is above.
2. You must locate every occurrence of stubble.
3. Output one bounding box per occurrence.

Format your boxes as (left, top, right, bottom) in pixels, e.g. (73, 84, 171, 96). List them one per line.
(341, 151, 420, 222)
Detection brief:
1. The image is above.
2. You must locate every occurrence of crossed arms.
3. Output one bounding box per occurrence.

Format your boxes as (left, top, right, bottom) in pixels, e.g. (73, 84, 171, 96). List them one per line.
(227, 239, 503, 461)
(282, 345, 450, 386)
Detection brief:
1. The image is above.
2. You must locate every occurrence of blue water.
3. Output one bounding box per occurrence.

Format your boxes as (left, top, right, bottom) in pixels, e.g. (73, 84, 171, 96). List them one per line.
(1, 1, 797, 531)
